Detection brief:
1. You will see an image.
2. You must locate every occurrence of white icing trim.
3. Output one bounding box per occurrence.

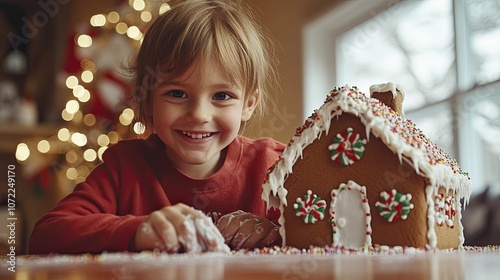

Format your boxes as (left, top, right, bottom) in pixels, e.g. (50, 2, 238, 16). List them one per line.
(369, 82, 405, 99)
(425, 184, 438, 248)
(330, 181, 372, 248)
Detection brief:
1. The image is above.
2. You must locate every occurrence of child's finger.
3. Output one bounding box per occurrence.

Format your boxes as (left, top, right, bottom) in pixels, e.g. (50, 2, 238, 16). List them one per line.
(136, 222, 166, 251)
(177, 214, 202, 253)
(148, 212, 180, 253)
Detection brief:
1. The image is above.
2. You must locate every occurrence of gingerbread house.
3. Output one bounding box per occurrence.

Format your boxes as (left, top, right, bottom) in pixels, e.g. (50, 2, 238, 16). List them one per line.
(262, 83, 472, 249)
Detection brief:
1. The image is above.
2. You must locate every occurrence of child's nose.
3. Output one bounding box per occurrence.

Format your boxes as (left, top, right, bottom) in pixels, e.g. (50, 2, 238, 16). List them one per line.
(186, 101, 211, 124)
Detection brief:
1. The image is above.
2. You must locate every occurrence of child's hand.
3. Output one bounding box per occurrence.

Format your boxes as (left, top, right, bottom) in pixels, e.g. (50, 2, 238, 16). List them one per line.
(216, 210, 282, 250)
(129, 203, 229, 253)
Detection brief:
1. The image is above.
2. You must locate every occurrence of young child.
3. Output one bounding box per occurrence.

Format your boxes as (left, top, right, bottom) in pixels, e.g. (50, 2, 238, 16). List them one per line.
(29, 0, 285, 254)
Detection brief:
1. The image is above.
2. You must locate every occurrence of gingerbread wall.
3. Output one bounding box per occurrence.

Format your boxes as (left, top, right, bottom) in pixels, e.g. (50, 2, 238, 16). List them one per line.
(283, 113, 436, 248)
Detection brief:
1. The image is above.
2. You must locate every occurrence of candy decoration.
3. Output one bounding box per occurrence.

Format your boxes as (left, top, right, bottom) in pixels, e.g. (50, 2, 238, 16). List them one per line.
(329, 127, 367, 166)
(294, 190, 326, 224)
(434, 194, 456, 228)
(375, 189, 414, 222)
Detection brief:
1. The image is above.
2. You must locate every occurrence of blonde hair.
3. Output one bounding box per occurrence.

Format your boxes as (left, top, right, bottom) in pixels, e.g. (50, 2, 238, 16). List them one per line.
(129, 0, 279, 132)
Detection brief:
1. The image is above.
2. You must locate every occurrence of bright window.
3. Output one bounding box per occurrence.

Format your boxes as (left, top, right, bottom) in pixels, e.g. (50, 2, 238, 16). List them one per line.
(336, 0, 455, 111)
(303, 0, 500, 193)
(467, 0, 500, 84)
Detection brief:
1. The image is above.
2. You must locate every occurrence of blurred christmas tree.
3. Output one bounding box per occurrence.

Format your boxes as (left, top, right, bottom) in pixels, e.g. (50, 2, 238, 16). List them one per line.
(15, 0, 171, 195)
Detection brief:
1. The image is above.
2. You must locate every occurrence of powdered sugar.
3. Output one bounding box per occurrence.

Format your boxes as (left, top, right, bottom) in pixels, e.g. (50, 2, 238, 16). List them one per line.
(179, 214, 230, 253)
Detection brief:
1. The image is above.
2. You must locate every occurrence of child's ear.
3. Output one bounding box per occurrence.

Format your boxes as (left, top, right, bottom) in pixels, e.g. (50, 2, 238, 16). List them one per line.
(241, 90, 259, 121)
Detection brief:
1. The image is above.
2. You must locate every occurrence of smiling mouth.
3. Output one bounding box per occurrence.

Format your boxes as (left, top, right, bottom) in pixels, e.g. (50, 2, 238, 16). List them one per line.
(181, 131, 213, 139)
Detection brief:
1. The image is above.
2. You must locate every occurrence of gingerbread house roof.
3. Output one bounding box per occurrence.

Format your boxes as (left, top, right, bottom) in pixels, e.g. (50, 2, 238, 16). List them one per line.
(262, 84, 472, 210)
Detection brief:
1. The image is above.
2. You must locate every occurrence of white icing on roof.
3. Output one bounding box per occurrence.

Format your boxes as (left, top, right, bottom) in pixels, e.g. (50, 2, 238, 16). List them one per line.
(369, 82, 404, 99)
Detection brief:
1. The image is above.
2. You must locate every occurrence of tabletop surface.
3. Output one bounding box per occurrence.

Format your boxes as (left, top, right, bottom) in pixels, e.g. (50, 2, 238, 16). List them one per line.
(2, 246, 500, 280)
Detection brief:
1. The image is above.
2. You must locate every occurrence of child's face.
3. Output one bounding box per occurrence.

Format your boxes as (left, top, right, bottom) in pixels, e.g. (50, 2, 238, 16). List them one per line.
(151, 60, 257, 177)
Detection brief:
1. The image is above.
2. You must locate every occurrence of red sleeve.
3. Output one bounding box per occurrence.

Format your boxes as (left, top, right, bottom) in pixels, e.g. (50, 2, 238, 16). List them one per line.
(237, 137, 285, 223)
(28, 151, 147, 254)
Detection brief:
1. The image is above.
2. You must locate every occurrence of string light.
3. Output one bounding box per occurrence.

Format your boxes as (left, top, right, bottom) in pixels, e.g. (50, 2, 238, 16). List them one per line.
(66, 168, 78, 180)
(78, 89, 91, 103)
(71, 133, 88, 147)
(65, 100, 80, 114)
(61, 109, 74, 121)
(90, 14, 106, 27)
(133, 122, 146, 135)
(37, 140, 50, 153)
(107, 11, 120, 23)
(115, 22, 128, 34)
(83, 149, 97, 162)
(66, 150, 78, 163)
(159, 3, 171, 14)
(16, 143, 30, 161)
(132, 0, 146, 11)
(66, 76, 78, 89)
(83, 114, 96, 126)
(127, 26, 142, 40)
(16, 0, 165, 182)
(81, 70, 94, 83)
(58, 128, 70, 141)
(77, 34, 93, 48)
(97, 134, 110, 146)
(141, 11, 152, 22)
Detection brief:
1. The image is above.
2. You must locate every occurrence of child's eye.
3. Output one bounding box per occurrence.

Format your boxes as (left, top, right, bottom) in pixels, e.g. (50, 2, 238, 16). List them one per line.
(213, 92, 231, 101)
(166, 90, 187, 98)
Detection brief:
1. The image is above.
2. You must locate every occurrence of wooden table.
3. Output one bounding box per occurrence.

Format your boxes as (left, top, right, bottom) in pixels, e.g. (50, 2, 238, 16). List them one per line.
(2, 247, 499, 279)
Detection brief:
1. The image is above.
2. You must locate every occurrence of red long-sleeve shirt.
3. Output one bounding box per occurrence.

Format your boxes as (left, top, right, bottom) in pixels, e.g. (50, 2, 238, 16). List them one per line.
(28, 134, 284, 254)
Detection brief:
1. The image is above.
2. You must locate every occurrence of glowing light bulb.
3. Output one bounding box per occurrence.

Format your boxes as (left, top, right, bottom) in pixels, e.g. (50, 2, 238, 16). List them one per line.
(108, 131, 120, 144)
(66, 76, 78, 89)
(66, 100, 80, 114)
(77, 34, 92, 48)
(141, 11, 152, 22)
(73, 85, 84, 98)
(132, 0, 146, 11)
(15, 143, 30, 161)
(133, 122, 146, 135)
(119, 108, 134, 125)
(66, 167, 78, 180)
(90, 14, 106, 27)
(116, 22, 128, 34)
(127, 26, 142, 40)
(98, 146, 108, 160)
(81, 70, 94, 83)
(107, 11, 120, 23)
(159, 3, 171, 14)
(83, 149, 97, 162)
(58, 128, 70, 141)
(83, 114, 96, 126)
(37, 140, 50, 153)
(61, 109, 74, 121)
(78, 90, 91, 103)
(97, 134, 110, 146)
(71, 132, 87, 147)
(66, 150, 78, 163)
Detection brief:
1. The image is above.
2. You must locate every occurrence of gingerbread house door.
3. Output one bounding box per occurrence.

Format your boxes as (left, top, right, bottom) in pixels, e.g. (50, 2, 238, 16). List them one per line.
(330, 181, 372, 248)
